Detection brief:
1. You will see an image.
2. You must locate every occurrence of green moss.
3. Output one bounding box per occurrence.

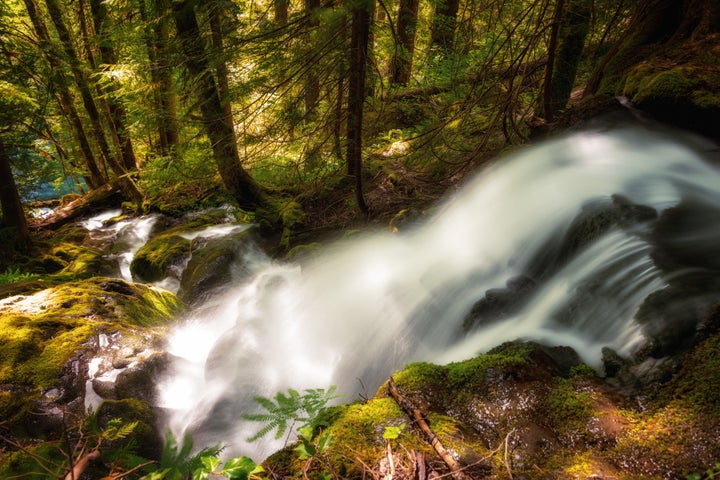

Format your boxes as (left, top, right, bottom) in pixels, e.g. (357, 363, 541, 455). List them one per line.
(321, 397, 426, 476)
(545, 379, 595, 434)
(0, 443, 67, 479)
(662, 333, 720, 416)
(285, 242, 322, 261)
(624, 66, 695, 103)
(0, 277, 183, 388)
(51, 243, 107, 277)
(131, 234, 190, 282)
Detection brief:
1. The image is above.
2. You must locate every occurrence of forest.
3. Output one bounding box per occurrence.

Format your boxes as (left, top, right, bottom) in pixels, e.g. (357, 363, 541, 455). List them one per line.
(0, 0, 716, 250)
(2, 0, 720, 478)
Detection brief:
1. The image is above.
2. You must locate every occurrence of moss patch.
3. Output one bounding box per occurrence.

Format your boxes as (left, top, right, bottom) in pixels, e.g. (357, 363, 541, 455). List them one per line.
(0, 277, 183, 388)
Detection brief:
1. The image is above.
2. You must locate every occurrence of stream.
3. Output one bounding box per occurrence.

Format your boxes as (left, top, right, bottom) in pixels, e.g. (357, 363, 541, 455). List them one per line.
(87, 124, 720, 459)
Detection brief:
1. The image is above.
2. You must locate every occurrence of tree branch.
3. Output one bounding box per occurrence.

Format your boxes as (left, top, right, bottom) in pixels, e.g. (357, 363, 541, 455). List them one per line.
(387, 377, 472, 480)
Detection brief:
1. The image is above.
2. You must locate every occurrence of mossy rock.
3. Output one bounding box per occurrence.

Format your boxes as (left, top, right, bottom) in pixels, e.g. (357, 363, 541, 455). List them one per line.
(619, 35, 720, 140)
(0, 277, 183, 388)
(178, 229, 257, 303)
(96, 398, 163, 460)
(130, 233, 191, 282)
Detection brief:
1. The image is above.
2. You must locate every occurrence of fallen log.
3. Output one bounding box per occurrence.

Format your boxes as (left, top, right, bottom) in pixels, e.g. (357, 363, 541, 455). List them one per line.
(387, 377, 472, 480)
(29, 182, 124, 231)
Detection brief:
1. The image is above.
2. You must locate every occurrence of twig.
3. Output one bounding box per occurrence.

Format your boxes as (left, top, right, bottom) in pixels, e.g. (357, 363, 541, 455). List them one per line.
(504, 429, 516, 480)
(387, 377, 471, 480)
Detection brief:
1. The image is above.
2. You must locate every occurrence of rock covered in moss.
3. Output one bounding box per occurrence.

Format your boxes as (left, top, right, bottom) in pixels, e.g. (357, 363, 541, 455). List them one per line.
(130, 233, 191, 282)
(263, 338, 720, 479)
(0, 277, 183, 439)
(178, 228, 258, 303)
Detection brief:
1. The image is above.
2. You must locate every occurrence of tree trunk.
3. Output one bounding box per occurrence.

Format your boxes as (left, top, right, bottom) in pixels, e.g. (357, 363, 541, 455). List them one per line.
(584, 0, 685, 96)
(0, 143, 30, 246)
(303, 0, 321, 119)
(173, 0, 265, 210)
(430, 0, 460, 51)
(390, 0, 419, 86)
(548, 0, 590, 115)
(140, 0, 181, 155)
(21, 0, 106, 189)
(90, 0, 139, 172)
(346, 0, 371, 213)
(44, 0, 142, 202)
(207, 1, 235, 123)
(275, 0, 289, 26)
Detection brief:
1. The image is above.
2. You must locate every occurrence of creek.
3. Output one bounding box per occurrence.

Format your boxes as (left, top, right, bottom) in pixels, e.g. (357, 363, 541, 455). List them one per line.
(87, 124, 720, 460)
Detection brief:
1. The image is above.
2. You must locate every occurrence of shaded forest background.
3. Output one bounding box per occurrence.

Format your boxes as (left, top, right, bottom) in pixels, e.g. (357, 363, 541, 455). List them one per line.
(1, 0, 719, 260)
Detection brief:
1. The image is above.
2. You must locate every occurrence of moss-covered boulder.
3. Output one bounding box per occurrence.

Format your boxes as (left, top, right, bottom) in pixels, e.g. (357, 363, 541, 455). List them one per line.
(178, 228, 258, 304)
(130, 233, 191, 282)
(0, 277, 184, 439)
(264, 338, 720, 479)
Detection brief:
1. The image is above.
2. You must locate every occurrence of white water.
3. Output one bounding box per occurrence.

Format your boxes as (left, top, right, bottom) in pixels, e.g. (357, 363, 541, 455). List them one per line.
(152, 125, 720, 459)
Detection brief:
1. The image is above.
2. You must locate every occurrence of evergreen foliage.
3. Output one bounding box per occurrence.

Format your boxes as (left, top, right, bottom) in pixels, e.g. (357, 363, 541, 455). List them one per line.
(242, 386, 343, 442)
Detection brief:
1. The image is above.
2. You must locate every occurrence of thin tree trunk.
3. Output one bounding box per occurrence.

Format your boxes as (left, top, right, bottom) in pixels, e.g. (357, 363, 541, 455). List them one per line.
(21, 0, 105, 189)
(430, 0, 460, 51)
(90, 0, 139, 172)
(390, 0, 419, 85)
(207, 1, 235, 123)
(0, 143, 30, 246)
(275, 0, 289, 26)
(140, 0, 181, 154)
(304, 0, 321, 119)
(541, 0, 564, 121)
(44, 0, 142, 201)
(172, 0, 265, 210)
(547, 0, 590, 115)
(346, 0, 371, 213)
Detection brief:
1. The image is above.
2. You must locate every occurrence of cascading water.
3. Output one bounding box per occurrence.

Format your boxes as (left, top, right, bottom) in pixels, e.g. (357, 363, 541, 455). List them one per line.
(158, 125, 720, 460)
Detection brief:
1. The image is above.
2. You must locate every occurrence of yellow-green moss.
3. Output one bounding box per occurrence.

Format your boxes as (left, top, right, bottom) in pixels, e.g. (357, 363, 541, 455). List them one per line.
(131, 234, 190, 282)
(0, 443, 67, 479)
(0, 277, 183, 388)
(322, 397, 426, 475)
(659, 333, 720, 416)
(51, 243, 107, 277)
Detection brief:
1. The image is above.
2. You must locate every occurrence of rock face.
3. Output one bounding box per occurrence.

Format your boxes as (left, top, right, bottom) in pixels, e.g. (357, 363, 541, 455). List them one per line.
(0, 277, 183, 444)
(177, 229, 259, 304)
(264, 338, 720, 479)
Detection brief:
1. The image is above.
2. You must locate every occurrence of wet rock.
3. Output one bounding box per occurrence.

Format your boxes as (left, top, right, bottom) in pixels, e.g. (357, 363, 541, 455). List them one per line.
(463, 275, 537, 331)
(130, 233, 191, 282)
(178, 229, 258, 304)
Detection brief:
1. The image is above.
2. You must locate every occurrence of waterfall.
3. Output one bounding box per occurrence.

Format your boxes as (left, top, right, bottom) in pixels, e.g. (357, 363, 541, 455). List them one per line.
(157, 125, 720, 459)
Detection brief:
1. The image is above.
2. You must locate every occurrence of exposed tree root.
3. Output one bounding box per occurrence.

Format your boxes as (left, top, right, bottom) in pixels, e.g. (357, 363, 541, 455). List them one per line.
(387, 377, 472, 480)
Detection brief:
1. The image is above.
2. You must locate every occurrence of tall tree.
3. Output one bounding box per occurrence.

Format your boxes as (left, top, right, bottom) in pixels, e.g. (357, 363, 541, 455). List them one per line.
(390, 0, 419, 85)
(430, 0, 460, 51)
(140, 0, 181, 155)
(43, 0, 142, 201)
(541, 0, 590, 120)
(172, 0, 265, 210)
(304, 0, 321, 119)
(21, 0, 106, 189)
(346, 0, 372, 213)
(275, 0, 289, 26)
(0, 143, 29, 246)
(90, 0, 139, 172)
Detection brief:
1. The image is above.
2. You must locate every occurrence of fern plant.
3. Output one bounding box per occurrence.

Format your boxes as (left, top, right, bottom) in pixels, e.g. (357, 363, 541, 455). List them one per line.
(241, 386, 342, 443)
(139, 431, 262, 480)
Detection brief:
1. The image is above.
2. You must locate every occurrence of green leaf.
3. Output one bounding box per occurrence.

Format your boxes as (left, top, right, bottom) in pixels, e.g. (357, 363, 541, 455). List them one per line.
(191, 468, 209, 480)
(294, 441, 316, 460)
(298, 425, 314, 442)
(317, 433, 333, 454)
(200, 455, 221, 472)
(221, 456, 260, 480)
